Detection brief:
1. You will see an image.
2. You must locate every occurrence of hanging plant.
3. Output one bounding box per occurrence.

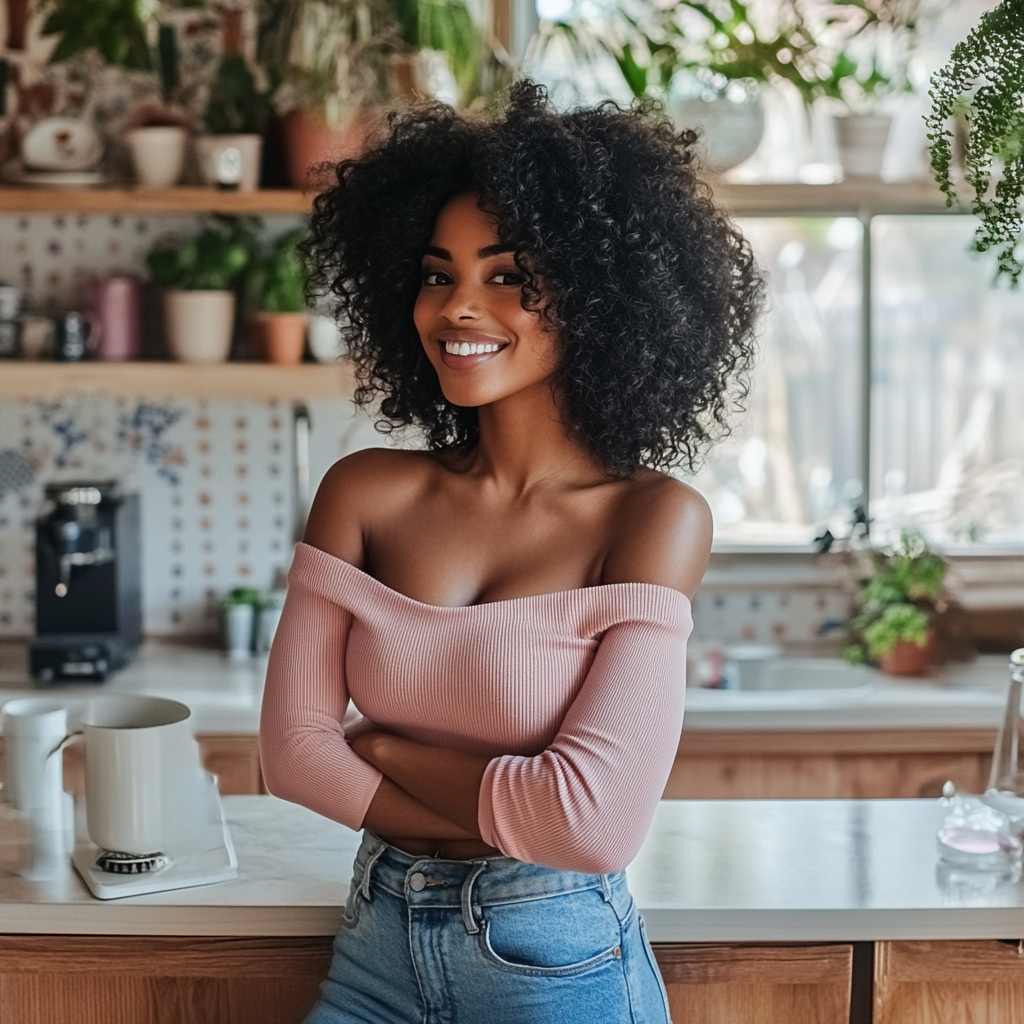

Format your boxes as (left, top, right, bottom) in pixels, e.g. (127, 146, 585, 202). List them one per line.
(925, 0, 1024, 285)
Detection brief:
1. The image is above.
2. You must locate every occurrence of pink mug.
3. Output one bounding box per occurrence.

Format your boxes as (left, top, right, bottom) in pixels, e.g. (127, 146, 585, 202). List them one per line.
(83, 276, 142, 361)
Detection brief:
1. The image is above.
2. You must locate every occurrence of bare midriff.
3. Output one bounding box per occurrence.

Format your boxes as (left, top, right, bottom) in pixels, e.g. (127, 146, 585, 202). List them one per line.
(382, 836, 502, 860)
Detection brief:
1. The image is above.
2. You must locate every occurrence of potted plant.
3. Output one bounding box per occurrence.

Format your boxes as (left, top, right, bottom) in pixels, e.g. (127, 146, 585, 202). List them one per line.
(146, 216, 257, 363)
(246, 226, 309, 364)
(40, 0, 194, 187)
(197, 53, 275, 191)
(542, 0, 920, 177)
(925, 0, 1024, 284)
(256, 0, 395, 188)
(222, 586, 264, 658)
(255, 0, 500, 187)
(844, 532, 948, 676)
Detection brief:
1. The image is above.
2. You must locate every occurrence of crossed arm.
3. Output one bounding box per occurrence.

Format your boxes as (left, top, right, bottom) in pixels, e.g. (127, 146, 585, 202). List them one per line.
(350, 731, 488, 840)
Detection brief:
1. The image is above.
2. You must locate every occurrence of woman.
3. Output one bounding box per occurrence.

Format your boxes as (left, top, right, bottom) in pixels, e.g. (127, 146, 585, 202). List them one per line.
(261, 82, 762, 1024)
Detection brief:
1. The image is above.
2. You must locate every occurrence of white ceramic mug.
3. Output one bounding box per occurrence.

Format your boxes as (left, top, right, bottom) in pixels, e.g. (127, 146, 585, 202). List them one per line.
(66, 695, 208, 856)
(1, 698, 67, 829)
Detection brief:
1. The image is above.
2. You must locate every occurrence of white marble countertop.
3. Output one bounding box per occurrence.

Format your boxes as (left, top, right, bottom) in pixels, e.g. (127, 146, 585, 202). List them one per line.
(0, 642, 1013, 734)
(5, 796, 1024, 942)
(0, 642, 266, 734)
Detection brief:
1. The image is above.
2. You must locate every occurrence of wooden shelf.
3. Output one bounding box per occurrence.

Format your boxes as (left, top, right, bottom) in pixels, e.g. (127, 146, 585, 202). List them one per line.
(0, 187, 313, 215)
(710, 178, 967, 217)
(0, 180, 968, 217)
(0, 362, 355, 400)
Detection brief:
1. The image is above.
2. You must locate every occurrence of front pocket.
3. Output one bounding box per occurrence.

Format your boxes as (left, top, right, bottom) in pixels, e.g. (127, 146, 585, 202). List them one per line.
(477, 890, 624, 977)
(479, 920, 623, 977)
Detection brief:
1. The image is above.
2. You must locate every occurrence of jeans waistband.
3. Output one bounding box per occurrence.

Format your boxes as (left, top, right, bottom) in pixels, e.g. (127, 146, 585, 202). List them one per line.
(351, 832, 626, 935)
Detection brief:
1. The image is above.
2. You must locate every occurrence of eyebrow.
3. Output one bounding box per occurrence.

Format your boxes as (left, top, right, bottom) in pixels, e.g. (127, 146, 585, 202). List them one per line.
(423, 244, 515, 261)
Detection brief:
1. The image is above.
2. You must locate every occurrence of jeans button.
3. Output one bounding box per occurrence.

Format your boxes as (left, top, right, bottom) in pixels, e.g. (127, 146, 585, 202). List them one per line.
(409, 872, 426, 892)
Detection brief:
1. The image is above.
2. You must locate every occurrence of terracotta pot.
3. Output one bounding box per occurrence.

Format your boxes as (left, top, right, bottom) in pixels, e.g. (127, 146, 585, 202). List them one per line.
(163, 290, 235, 363)
(879, 631, 935, 677)
(282, 109, 374, 190)
(258, 312, 307, 365)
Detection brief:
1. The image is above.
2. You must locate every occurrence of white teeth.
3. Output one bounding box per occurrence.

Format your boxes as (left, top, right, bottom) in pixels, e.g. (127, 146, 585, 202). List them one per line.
(444, 341, 502, 356)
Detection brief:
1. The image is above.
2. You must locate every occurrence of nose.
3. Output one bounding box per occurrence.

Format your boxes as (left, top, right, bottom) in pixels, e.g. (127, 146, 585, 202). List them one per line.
(438, 279, 482, 323)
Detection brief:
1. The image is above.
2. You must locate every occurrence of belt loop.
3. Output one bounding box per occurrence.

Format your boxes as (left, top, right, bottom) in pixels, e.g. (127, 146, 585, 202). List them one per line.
(359, 839, 387, 901)
(600, 874, 612, 902)
(461, 860, 488, 935)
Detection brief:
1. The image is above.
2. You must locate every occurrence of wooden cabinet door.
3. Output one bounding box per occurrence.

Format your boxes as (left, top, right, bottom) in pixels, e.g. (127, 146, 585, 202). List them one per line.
(0, 935, 333, 1024)
(652, 943, 853, 1024)
(875, 940, 1024, 1024)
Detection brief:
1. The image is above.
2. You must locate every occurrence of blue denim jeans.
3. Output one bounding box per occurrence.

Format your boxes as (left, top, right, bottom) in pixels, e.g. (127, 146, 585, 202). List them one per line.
(305, 832, 672, 1024)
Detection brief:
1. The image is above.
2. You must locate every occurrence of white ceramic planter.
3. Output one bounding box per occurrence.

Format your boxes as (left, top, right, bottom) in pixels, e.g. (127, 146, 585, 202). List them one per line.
(223, 604, 255, 659)
(126, 126, 189, 189)
(670, 89, 765, 175)
(309, 313, 344, 363)
(834, 114, 892, 179)
(163, 290, 235, 363)
(195, 134, 263, 192)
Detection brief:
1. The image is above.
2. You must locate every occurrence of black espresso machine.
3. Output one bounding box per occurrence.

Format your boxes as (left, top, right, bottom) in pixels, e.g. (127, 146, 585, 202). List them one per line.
(31, 481, 142, 685)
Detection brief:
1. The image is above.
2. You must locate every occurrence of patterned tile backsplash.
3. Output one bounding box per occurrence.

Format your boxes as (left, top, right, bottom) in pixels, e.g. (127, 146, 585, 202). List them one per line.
(0, 396, 382, 637)
(689, 588, 852, 647)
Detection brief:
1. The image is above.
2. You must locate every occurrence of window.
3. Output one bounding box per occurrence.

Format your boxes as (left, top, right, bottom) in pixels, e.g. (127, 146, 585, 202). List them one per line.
(682, 210, 1024, 551)
(872, 216, 1024, 547)
(685, 217, 864, 547)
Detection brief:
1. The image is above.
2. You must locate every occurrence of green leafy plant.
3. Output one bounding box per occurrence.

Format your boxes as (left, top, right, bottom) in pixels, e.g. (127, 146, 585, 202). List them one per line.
(257, 0, 397, 126)
(389, 0, 492, 106)
(544, 0, 920, 109)
(203, 55, 276, 135)
(247, 227, 309, 313)
(223, 586, 265, 607)
(925, 0, 1024, 284)
(147, 216, 260, 291)
(843, 531, 947, 664)
(41, 0, 155, 70)
(861, 603, 930, 660)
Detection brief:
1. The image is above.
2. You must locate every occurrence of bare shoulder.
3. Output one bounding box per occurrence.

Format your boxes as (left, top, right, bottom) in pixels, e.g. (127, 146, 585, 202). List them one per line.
(602, 471, 712, 599)
(302, 448, 437, 568)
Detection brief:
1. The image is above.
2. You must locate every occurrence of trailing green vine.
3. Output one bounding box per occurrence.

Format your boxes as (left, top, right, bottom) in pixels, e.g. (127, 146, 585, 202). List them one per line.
(925, 0, 1024, 284)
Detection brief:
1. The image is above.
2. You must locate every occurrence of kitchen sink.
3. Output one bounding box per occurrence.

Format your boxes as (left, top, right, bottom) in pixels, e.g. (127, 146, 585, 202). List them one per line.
(735, 657, 872, 691)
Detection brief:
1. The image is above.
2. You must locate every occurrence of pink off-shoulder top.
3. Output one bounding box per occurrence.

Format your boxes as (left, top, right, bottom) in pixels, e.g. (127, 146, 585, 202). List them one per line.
(259, 542, 692, 874)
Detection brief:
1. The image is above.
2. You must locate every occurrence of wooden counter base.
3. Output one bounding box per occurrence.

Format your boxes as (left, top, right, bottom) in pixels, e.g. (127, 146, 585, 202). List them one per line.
(667, 729, 997, 800)
(0, 936, 855, 1024)
(4, 936, 1023, 1023)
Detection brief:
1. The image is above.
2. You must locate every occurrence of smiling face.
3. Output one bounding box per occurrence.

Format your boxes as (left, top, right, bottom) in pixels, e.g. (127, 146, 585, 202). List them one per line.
(414, 192, 559, 410)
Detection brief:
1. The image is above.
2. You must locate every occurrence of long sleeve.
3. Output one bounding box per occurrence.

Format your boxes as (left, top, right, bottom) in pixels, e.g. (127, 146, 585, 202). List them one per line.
(477, 615, 688, 874)
(259, 562, 383, 830)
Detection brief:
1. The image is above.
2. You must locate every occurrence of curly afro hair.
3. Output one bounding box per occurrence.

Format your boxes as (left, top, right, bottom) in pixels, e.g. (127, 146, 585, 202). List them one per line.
(304, 81, 764, 476)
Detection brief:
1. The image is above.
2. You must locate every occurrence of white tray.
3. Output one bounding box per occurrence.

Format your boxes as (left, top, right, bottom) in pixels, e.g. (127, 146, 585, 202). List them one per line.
(72, 792, 238, 900)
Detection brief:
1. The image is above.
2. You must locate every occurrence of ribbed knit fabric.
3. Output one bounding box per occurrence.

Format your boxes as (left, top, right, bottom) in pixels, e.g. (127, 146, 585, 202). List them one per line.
(260, 542, 692, 874)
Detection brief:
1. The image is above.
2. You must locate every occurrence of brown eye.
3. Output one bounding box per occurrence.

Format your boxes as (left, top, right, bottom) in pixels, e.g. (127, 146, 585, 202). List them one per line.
(422, 271, 451, 286)
(490, 271, 524, 286)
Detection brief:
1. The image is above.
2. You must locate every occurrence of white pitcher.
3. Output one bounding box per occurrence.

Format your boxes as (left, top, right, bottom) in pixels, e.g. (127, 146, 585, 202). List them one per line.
(1, 698, 69, 830)
(61, 695, 210, 856)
